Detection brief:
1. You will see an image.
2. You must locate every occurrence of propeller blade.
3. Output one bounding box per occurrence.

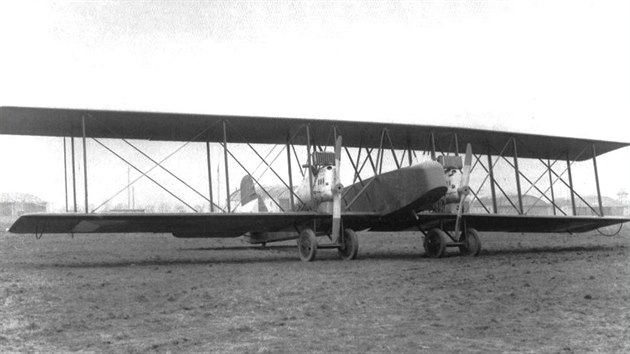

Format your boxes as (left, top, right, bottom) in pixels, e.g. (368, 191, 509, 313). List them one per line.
(460, 143, 472, 189)
(455, 143, 473, 238)
(332, 135, 343, 240)
(334, 135, 342, 182)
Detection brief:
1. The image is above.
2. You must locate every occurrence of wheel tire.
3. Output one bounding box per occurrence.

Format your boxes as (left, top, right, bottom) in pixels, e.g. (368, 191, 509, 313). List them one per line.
(423, 228, 448, 258)
(337, 228, 358, 260)
(297, 229, 317, 262)
(458, 228, 481, 256)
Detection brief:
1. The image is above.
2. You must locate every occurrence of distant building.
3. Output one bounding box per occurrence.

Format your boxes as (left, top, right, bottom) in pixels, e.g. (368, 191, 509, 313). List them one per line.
(469, 194, 552, 215)
(556, 196, 627, 216)
(469, 194, 628, 216)
(0, 193, 47, 216)
(229, 185, 293, 212)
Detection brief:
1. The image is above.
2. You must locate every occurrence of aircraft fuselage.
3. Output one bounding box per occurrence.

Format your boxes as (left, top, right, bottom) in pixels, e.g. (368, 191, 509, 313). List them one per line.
(245, 161, 447, 243)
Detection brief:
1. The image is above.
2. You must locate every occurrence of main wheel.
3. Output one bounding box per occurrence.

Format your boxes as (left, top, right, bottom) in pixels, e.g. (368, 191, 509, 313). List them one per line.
(423, 228, 448, 258)
(297, 228, 317, 262)
(458, 227, 481, 256)
(337, 228, 358, 260)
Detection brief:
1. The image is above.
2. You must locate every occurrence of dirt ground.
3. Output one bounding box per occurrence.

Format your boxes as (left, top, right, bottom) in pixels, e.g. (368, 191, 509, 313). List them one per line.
(1, 224, 629, 353)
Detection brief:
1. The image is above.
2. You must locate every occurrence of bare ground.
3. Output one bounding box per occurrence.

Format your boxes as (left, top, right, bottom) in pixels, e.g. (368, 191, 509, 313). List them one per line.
(1, 227, 629, 353)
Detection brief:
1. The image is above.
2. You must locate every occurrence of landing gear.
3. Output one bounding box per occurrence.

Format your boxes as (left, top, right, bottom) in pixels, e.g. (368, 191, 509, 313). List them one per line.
(297, 229, 317, 262)
(423, 228, 449, 258)
(458, 227, 481, 256)
(296, 227, 359, 261)
(337, 228, 358, 260)
(422, 226, 482, 258)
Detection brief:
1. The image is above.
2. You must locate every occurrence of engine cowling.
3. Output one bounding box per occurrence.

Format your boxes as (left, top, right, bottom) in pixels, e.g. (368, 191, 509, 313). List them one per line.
(312, 165, 335, 203)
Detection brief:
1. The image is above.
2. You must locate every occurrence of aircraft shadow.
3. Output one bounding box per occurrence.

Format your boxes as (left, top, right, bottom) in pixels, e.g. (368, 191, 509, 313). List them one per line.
(479, 245, 622, 257)
(28, 244, 623, 269)
(355, 244, 623, 261)
(39, 255, 299, 269)
(180, 245, 296, 252)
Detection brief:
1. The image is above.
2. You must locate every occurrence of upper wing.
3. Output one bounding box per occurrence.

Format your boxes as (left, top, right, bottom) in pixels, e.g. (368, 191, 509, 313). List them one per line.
(1, 106, 628, 160)
(8, 212, 381, 237)
(371, 213, 630, 233)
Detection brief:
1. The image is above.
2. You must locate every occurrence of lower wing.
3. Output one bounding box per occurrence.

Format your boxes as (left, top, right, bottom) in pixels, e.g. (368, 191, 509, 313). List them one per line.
(8, 212, 380, 237)
(371, 213, 630, 233)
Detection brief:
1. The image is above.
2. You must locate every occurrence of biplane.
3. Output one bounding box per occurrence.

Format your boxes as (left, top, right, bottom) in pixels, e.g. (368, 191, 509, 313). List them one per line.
(1, 106, 629, 261)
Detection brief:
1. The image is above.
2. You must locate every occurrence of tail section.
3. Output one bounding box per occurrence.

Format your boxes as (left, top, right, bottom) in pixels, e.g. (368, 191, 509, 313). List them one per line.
(237, 175, 268, 212)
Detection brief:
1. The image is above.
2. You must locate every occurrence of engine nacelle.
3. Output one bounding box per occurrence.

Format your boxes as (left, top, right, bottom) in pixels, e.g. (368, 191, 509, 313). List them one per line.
(437, 154, 466, 213)
(312, 165, 335, 203)
(294, 151, 340, 212)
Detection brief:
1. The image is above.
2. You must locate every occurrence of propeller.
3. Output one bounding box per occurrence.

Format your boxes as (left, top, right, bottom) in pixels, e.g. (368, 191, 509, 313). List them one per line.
(331, 135, 343, 241)
(454, 143, 472, 238)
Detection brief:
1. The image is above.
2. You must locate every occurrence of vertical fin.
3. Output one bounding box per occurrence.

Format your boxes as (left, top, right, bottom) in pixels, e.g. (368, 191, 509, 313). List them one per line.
(240, 175, 258, 206)
(239, 175, 268, 212)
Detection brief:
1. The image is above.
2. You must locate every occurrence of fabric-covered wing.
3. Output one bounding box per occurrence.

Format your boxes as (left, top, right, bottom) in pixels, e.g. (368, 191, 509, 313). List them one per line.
(1, 106, 628, 161)
(463, 214, 630, 233)
(382, 213, 630, 233)
(9, 213, 321, 237)
(9, 212, 381, 237)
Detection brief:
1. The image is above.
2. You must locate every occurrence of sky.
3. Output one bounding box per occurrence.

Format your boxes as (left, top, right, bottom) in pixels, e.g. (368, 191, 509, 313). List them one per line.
(0, 0, 629, 211)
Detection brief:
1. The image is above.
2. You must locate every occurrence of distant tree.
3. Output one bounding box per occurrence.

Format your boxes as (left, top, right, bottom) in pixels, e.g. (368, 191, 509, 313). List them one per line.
(143, 204, 155, 212)
(156, 202, 171, 213)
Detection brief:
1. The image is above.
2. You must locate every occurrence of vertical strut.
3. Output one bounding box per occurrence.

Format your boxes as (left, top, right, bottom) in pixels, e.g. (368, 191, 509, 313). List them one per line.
(81, 116, 89, 214)
(306, 124, 313, 208)
(286, 135, 295, 211)
(592, 144, 604, 216)
(222, 120, 231, 213)
(63, 137, 69, 212)
(566, 153, 577, 216)
(384, 129, 400, 169)
(206, 141, 214, 212)
(547, 159, 557, 215)
(354, 141, 363, 183)
(71, 135, 78, 212)
(127, 167, 131, 209)
(430, 131, 436, 160)
(487, 147, 497, 214)
(512, 138, 523, 214)
(454, 133, 460, 157)
(376, 129, 385, 174)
